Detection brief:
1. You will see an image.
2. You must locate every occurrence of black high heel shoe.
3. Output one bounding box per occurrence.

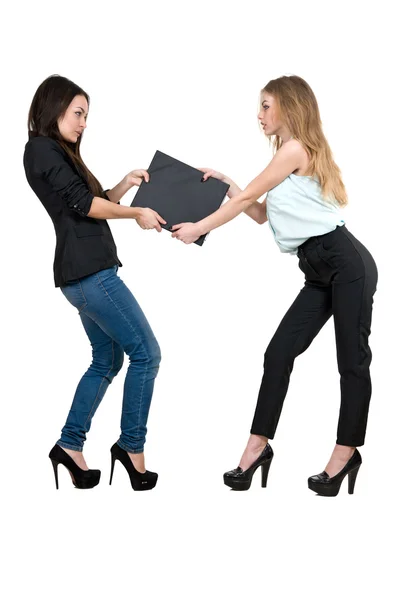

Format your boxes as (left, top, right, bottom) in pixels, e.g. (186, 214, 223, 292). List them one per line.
(49, 444, 101, 490)
(308, 448, 362, 496)
(109, 443, 158, 491)
(223, 443, 274, 491)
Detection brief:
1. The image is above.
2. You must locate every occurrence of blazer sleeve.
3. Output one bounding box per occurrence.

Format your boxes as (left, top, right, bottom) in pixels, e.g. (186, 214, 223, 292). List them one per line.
(27, 137, 95, 217)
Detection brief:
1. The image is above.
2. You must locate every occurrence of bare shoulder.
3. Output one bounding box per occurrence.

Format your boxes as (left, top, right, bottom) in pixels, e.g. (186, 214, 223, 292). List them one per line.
(283, 139, 307, 158)
(283, 139, 310, 174)
(272, 139, 308, 171)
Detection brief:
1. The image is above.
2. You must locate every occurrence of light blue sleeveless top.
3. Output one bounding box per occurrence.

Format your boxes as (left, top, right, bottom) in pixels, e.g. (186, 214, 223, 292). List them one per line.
(266, 172, 345, 254)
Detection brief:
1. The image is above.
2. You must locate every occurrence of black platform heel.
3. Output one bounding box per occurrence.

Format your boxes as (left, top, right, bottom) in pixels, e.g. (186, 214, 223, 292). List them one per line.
(49, 444, 101, 490)
(109, 442, 158, 491)
(223, 443, 274, 491)
(308, 448, 362, 496)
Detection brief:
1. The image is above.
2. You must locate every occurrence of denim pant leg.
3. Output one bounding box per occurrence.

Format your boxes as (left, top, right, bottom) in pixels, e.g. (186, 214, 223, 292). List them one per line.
(56, 311, 124, 451)
(77, 266, 161, 453)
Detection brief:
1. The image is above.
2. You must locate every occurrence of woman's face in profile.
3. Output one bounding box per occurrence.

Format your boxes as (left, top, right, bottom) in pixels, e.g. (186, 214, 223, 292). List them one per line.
(258, 93, 281, 136)
(58, 94, 88, 143)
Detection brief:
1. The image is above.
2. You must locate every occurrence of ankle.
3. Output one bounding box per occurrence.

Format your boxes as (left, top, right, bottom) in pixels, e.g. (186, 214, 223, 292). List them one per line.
(334, 445, 355, 459)
(60, 447, 89, 470)
(127, 451, 146, 473)
(246, 434, 268, 452)
(63, 448, 83, 459)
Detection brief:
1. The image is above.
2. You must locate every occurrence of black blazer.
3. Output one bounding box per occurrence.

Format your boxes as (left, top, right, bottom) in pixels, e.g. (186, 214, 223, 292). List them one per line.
(23, 135, 122, 287)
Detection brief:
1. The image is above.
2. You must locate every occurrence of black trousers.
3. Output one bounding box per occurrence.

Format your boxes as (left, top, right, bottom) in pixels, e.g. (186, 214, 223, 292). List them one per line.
(250, 225, 378, 447)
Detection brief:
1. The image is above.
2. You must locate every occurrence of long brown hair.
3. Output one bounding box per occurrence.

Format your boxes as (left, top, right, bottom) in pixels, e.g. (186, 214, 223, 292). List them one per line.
(261, 75, 348, 206)
(27, 75, 104, 197)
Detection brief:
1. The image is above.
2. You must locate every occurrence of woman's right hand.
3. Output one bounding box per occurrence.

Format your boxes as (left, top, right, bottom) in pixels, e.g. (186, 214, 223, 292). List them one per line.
(198, 168, 228, 183)
(198, 168, 241, 198)
(136, 207, 167, 232)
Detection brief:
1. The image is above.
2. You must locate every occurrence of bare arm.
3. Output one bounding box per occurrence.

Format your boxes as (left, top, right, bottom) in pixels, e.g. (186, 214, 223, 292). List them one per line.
(26, 139, 164, 229)
(195, 142, 302, 237)
(105, 170, 150, 204)
(226, 179, 267, 224)
(87, 196, 142, 219)
(105, 180, 132, 204)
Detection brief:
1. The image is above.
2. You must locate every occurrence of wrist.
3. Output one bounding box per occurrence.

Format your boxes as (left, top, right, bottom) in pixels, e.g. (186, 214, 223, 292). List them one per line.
(227, 181, 241, 198)
(123, 175, 135, 190)
(132, 207, 143, 220)
(196, 221, 207, 236)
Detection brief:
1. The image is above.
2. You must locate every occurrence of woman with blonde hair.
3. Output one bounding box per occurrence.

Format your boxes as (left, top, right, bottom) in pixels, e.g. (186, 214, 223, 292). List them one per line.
(172, 75, 378, 496)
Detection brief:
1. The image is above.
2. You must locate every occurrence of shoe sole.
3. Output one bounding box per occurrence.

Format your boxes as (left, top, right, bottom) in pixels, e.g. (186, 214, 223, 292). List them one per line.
(307, 480, 340, 496)
(223, 477, 251, 491)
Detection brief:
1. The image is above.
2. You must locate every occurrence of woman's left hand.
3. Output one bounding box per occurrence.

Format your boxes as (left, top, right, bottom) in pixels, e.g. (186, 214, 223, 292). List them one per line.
(124, 169, 150, 187)
(171, 222, 201, 244)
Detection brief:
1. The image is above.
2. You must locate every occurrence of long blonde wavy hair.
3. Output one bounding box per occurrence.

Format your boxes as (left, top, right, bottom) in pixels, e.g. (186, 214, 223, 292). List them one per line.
(261, 75, 348, 206)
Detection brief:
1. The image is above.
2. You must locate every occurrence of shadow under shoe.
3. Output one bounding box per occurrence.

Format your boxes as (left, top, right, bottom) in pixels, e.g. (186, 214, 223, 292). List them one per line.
(49, 444, 101, 490)
(109, 442, 158, 491)
(308, 449, 362, 497)
(223, 443, 274, 491)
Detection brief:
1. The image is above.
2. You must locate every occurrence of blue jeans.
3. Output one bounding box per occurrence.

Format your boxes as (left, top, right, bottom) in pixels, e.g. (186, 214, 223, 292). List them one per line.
(58, 265, 161, 453)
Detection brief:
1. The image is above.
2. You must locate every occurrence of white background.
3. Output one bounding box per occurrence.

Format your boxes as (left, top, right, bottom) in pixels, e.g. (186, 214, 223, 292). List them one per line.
(2, 0, 397, 598)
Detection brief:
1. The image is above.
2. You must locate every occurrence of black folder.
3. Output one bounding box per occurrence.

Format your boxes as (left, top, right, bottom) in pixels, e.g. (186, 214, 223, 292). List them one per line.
(130, 150, 230, 246)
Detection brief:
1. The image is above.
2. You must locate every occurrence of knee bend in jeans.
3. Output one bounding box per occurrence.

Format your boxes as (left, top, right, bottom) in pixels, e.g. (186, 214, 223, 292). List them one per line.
(109, 346, 125, 380)
(90, 345, 124, 383)
(148, 339, 161, 370)
(125, 336, 161, 370)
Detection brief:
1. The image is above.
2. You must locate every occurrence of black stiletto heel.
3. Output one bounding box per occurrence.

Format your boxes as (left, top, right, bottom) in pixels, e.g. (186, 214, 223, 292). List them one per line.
(223, 444, 274, 491)
(109, 443, 158, 491)
(109, 455, 116, 486)
(49, 444, 101, 490)
(308, 449, 362, 496)
(51, 459, 59, 490)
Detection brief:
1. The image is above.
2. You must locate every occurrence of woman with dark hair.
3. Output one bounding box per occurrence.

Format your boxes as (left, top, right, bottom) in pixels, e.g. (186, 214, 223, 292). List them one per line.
(24, 74, 166, 491)
(172, 75, 378, 496)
